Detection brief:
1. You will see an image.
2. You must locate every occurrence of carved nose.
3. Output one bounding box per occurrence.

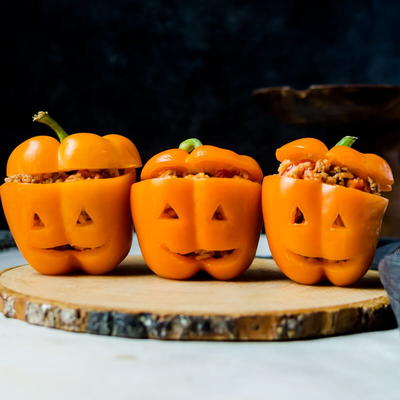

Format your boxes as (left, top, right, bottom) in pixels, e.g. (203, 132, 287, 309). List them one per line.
(212, 205, 226, 221)
(32, 213, 45, 228)
(292, 207, 305, 224)
(332, 214, 346, 228)
(160, 204, 179, 219)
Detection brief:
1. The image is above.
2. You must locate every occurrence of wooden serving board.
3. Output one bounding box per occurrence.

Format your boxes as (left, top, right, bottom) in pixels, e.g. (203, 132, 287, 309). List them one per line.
(0, 256, 396, 340)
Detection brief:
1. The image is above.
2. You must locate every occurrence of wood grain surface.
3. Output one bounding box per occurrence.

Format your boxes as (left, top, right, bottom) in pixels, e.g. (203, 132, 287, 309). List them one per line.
(0, 256, 396, 340)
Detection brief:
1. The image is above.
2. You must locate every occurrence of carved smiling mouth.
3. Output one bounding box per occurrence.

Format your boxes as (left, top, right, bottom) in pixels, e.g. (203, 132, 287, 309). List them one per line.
(43, 244, 103, 252)
(290, 250, 350, 264)
(164, 246, 236, 261)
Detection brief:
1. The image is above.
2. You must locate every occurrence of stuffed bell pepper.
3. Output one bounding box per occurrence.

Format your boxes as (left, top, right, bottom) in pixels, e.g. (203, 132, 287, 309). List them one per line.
(131, 138, 263, 280)
(263, 136, 394, 286)
(1, 111, 142, 275)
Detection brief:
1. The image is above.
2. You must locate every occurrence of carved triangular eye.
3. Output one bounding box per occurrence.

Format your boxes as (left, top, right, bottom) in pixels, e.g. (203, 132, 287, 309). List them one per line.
(332, 214, 345, 228)
(292, 207, 305, 224)
(212, 205, 226, 221)
(76, 210, 93, 226)
(33, 213, 44, 228)
(160, 204, 179, 219)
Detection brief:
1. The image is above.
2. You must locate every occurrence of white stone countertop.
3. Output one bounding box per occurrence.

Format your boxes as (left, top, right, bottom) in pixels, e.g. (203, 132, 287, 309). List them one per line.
(0, 235, 399, 400)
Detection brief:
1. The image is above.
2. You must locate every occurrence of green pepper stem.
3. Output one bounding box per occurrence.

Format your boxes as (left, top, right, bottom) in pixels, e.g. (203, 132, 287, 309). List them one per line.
(335, 136, 358, 147)
(179, 138, 203, 153)
(32, 111, 69, 142)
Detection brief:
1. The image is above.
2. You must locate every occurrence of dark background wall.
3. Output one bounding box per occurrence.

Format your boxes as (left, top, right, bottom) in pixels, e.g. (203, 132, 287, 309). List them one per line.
(1, 0, 400, 230)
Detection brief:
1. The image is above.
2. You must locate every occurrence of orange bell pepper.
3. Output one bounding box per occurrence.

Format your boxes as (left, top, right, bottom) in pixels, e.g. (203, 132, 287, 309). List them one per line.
(131, 138, 263, 280)
(1, 112, 142, 275)
(263, 136, 394, 286)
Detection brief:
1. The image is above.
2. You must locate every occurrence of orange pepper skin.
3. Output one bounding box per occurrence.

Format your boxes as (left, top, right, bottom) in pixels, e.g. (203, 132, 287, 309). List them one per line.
(1, 133, 141, 275)
(132, 143, 263, 280)
(141, 145, 263, 182)
(263, 138, 393, 286)
(131, 177, 261, 280)
(276, 137, 329, 162)
(263, 176, 388, 286)
(6, 134, 141, 175)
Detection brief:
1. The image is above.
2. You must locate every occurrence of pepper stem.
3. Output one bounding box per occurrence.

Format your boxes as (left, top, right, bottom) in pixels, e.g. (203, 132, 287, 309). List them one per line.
(335, 136, 358, 147)
(179, 138, 203, 153)
(33, 111, 69, 142)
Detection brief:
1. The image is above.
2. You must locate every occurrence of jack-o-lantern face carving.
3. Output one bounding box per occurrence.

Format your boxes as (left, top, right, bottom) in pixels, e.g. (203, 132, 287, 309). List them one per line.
(1, 112, 141, 275)
(131, 139, 263, 280)
(263, 176, 388, 286)
(263, 137, 393, 286)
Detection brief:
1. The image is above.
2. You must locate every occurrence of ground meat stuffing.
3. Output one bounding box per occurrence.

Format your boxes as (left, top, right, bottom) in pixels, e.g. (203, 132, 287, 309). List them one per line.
(278, 159, 380, 194)
(178, 249, 235, 260)
(5, 169, 129, 184)
(158, 169, 250, 180)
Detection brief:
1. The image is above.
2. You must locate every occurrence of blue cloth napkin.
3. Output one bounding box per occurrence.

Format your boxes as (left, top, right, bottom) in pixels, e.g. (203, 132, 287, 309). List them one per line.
(0, 230, 15, 249)
(375, 239, 400, 328)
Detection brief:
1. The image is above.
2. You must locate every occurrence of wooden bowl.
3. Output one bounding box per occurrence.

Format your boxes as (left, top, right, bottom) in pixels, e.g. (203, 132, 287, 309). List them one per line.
(253, 84, 400, 125)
